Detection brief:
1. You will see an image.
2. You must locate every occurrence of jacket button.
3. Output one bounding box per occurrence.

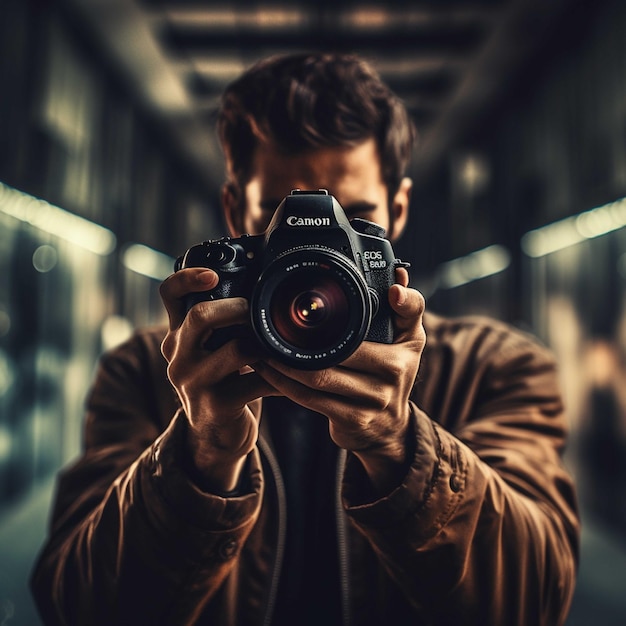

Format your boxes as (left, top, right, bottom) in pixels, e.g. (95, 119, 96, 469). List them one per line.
(449, 474, 462, 493)
(218, 538, 239, 560)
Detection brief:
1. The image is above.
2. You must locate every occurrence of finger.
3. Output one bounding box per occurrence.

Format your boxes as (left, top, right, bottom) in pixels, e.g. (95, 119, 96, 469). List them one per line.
(258, 358, 375, 396)
(162, 297, 250, 364)
(166, 324, 265, 391)
(252, 361, 352, 416)
(387, 286, 426, 341)
(394, 266, 410, 288)
(159, 268, 219, 329)
(254, 357, 398, 418)
(216, 370, 281, 406)
(339, 341, 417, 379)
(174, 297, 251, 358)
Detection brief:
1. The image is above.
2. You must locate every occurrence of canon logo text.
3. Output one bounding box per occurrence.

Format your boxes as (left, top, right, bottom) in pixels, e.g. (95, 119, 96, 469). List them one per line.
(286, 216, 331, 227)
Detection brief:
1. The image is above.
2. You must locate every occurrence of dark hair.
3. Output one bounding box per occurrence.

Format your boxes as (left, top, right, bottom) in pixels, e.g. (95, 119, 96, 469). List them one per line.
(217, 52, 416, 198)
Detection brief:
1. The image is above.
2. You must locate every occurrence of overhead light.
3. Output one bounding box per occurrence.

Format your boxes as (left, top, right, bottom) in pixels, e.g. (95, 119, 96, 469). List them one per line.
(521, 196, 626, 258)
(122, 243, 175, 281)
(191, 58, 248, 79)
(0, 182, 116, 256)
(165, 8, 307, 29)
(341, 7, 492, 29)
(345, 8, 389, 28)
(438, 244, 510, 289)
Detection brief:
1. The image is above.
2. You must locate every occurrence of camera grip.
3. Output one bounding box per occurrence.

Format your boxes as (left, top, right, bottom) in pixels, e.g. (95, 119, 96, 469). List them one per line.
(366, 298, 394, 344)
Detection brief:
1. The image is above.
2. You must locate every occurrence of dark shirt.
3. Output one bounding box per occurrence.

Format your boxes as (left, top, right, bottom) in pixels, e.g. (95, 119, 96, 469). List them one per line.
(264, 396, 342, 625)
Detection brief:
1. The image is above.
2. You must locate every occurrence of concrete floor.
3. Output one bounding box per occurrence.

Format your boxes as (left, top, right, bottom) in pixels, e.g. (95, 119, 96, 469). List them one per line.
(1, 480, 625, 625)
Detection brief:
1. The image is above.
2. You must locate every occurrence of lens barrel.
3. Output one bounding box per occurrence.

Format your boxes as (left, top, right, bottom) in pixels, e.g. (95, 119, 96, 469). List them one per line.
(250, 247, 372, 369)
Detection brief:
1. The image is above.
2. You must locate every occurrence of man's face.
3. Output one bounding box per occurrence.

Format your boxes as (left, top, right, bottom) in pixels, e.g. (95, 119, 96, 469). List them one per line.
(225, 137, 409, 242)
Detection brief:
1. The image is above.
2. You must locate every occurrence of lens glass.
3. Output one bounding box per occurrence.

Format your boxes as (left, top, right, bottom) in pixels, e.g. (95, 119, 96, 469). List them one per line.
(271, 273, 349, 349)
(251, 247, 371, 369)
(292, 292, 328, 326)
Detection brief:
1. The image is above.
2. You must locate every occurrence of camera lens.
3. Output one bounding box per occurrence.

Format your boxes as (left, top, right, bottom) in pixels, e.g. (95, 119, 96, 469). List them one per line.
(251, 247, 372, 369)
(271, 275, 350, 350)
(293, 292, 327, 326)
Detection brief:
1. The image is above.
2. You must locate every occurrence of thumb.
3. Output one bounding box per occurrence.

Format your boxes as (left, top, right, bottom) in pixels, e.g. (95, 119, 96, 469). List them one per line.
(388, 285, 426, 341)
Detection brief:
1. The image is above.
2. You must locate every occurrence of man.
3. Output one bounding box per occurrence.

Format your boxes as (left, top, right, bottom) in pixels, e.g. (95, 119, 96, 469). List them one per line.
(31, 53, 579, 625)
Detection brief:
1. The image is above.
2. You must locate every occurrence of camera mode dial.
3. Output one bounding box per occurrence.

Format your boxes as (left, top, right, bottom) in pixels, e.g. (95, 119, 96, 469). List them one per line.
(204, 243, 237, 266)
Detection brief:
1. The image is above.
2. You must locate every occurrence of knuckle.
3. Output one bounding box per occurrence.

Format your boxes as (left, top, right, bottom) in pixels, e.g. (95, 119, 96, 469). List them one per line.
(415, 289, 426, 313)
(349, 412, 376, 438)
(310, 368, 331, 389)
(414, 325, 427, 351)
(161, 334, 175, 361)
(368, 389, 390, 412)
(227, 297, 250, 323)
(166, 360, 182, 386)
(232, 296, 248, 314)
(158, 275, 172, 298)
(159, 272, 183, 300)
(186, 302, 211, 327)
(383, 354, 404, 380)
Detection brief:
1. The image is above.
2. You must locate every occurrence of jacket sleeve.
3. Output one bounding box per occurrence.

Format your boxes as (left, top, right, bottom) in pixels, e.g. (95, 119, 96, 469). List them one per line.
(342, 321, 580, 626)
(30, 331, 263, 626)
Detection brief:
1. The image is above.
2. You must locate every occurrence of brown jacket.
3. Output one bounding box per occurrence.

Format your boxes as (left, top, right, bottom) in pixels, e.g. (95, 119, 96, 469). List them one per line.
(31, 312, 579, 625)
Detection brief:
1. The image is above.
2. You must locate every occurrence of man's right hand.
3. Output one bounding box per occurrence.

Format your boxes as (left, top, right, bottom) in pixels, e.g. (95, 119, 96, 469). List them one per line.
(159, 268, 275, 494)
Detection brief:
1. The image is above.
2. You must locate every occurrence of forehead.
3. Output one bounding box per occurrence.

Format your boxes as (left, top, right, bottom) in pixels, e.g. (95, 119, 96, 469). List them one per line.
(246, 138, 387, 205)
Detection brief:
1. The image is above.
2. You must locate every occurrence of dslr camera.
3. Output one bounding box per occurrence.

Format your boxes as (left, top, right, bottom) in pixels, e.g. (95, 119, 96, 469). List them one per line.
(175, 189, 408, 370)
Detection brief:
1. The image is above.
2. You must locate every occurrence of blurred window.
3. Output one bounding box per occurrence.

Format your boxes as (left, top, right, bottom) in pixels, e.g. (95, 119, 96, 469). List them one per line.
(0, 184, 115, 512)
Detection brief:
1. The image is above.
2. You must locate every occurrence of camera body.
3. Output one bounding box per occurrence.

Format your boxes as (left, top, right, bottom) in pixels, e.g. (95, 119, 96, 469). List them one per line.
(175, 189, 408, 369)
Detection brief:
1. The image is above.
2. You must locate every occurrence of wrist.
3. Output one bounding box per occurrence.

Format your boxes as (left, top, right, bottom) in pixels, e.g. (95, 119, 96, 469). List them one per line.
(353, 443, 411, 497)
(352, 419, 414, 497)
(185, 426, 250, 495)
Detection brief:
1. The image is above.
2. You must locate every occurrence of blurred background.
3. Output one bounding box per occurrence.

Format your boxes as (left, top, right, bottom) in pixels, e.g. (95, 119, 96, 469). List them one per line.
(1, 0, 626, 623)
